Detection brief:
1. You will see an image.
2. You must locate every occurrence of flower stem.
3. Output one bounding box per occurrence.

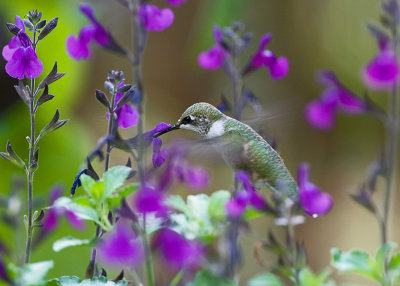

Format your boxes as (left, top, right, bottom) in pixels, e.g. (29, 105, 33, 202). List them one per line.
(381, 22, 400, 246)
(142, 214, 155, 286)
(24, 77, 36, 264)
(131, 0, 148, 185)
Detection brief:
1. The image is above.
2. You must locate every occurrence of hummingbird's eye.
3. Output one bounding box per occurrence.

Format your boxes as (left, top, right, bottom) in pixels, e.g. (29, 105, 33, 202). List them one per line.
(181, 116, 193, 125)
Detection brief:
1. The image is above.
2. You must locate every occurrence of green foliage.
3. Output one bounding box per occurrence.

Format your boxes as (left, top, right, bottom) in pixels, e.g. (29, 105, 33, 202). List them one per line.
(52, 236, 92, 252)
(63, 166, 136, 231)
(186, 269, 237, 286)
(17, 260, 54, 286)
(298, 268, 335, 286)
(247, 273, 284, 286)
(331, 242, 400, 285)
(166, 190, 230, 243)
(46, 276, 127, 285)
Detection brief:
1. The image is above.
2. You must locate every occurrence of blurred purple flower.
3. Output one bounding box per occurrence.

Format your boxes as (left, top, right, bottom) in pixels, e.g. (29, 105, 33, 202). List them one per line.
(362, 49, 400, 90)
(184, 166, 210, 190)
(139, 4, 174, 31)
(249, 33, 289, 80)
(198, 26, 229, 70)
(165, 0, 188, 6)
(135, 186, 166, 214)
(66, 4, 110, 60)
(152, 137, 168, 168)
(226, 171, 268, 219)
(305, 71, 368, 130)
(297, 162, 333, 217)
(98, 222, 144, 269)
(4, 31, 43, 79)
(0, 257, 10, 284)
(106, 81, 139, 129)
(156, 228, 204, 270)
(43, 188, 85, 231)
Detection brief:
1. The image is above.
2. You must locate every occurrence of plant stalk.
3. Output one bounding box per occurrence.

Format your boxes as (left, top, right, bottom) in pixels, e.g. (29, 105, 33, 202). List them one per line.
(142, 214, 155, 286)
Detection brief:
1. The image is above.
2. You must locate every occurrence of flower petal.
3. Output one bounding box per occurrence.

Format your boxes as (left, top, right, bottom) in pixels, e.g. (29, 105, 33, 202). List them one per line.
(184, 166, 209, 190)
(269, 56, 289, 79)
(304, 98, 337, 130)
(139, 5, 174, 31)
(135, 187, 165, 213)
(198, 45, 226, 70)
(98, 222, 144, 268)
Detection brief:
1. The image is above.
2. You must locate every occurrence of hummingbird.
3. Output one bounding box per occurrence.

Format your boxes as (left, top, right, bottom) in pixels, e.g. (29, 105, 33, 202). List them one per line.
(155, 102, 298, 198)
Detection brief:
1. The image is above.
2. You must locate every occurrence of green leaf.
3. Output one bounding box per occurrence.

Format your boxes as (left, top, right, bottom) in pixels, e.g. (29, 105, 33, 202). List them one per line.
(331, 248, 378, 281)
(242, 207, 265, 220)
(247, 273, 284, 286)
(52, 236, 92, 252)
(165, 195, 189, 214)
(298, 267, 334, 286)
(375, 243, 397, 272)
(20, 260, 54, 285)
(47, 276, 127, 285)
(186, 269, 237, 286)
(54, 197, 99, 223)
(79, 174, 97, 198)
(388, 253, 400, 282)
(103, 166, 131, 198)
(107, 184, 139, 209)
(208, 190, 230, 221)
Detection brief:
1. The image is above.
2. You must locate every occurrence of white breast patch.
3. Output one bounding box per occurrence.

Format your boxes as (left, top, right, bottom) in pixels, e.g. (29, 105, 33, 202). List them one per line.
(206, 119, 226, 138)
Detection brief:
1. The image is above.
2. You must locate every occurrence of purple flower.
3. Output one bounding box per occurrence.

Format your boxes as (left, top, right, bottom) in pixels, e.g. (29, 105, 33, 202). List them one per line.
(297, 163, 333, 217)
(66, 4, 110, 60)
(198, 26, 229, 70)
(2, 16, 24, 61)
(156, 228, 204, 270)
(4, 31, 43, 79)
(184, 166, 210, 190)
(305, 71, 367, 130)
(139, 5, 174, 31)
(106, 81, 139, 129)
(249, 34, 289, 80)
(225, 196, 247, 219)
(43, 206, 85, 232)
(98, 222, 144, 269)
(135, 186, 166, 214)
(165, 0, 188, 6)
(362, 49, 400, 90)
(152, 137, 168, 168)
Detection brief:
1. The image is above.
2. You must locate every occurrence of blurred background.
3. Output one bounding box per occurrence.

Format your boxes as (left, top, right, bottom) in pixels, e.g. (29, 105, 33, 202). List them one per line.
(0, 0, 398, 284)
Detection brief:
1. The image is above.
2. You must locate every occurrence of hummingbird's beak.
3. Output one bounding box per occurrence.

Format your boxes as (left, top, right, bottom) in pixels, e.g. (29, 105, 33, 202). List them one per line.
(153, 124, 180, 138)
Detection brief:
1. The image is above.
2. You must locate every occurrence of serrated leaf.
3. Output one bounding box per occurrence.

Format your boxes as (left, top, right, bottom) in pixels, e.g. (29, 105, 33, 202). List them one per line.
(103, 166, 131, 198)
(208, 190, 230, 221)
(247, 273, 284, 286)
(38, 17, 58, 41)
(186, 269, 237, 286)
(35, 84, 55, 109)
(54, 197, 99, 223)
(331, 248, 378, 281)
(375, 242, 396, 271)
(165, 195, 189, 214)
(107, 184, 139, 209)
(80, 174, 103, 203)
(19, 260, 53, 285)
(38, 62, 66, 89)
(298, 267, 333, 286)
(52, 236, 92, 252)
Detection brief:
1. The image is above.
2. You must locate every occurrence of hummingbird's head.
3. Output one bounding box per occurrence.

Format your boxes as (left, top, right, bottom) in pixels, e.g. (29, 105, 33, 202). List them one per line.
(154, 102, 224, 138)
(176, 102, 223, 136)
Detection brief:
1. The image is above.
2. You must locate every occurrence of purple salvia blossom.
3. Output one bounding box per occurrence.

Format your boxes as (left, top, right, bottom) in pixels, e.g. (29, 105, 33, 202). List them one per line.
(156, 228, 204, 270)
(297, 162, 333, 217)
(184, 166, 210, 190)
(305, 71, 367, 130)
(249, 33, 289, 80)
(362, 49, 400, 90)
(2, 15, 24, 61)
(106, 81, 139, 129)
(98, 222, 144, 269)
(66, 4, 110, 60)
(135, 186, 166, 214)
(4, 31, 43, 79)
(139, 5, 174, 31)
(152, 137, 168, 168)
(198, 26, 228, 70)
